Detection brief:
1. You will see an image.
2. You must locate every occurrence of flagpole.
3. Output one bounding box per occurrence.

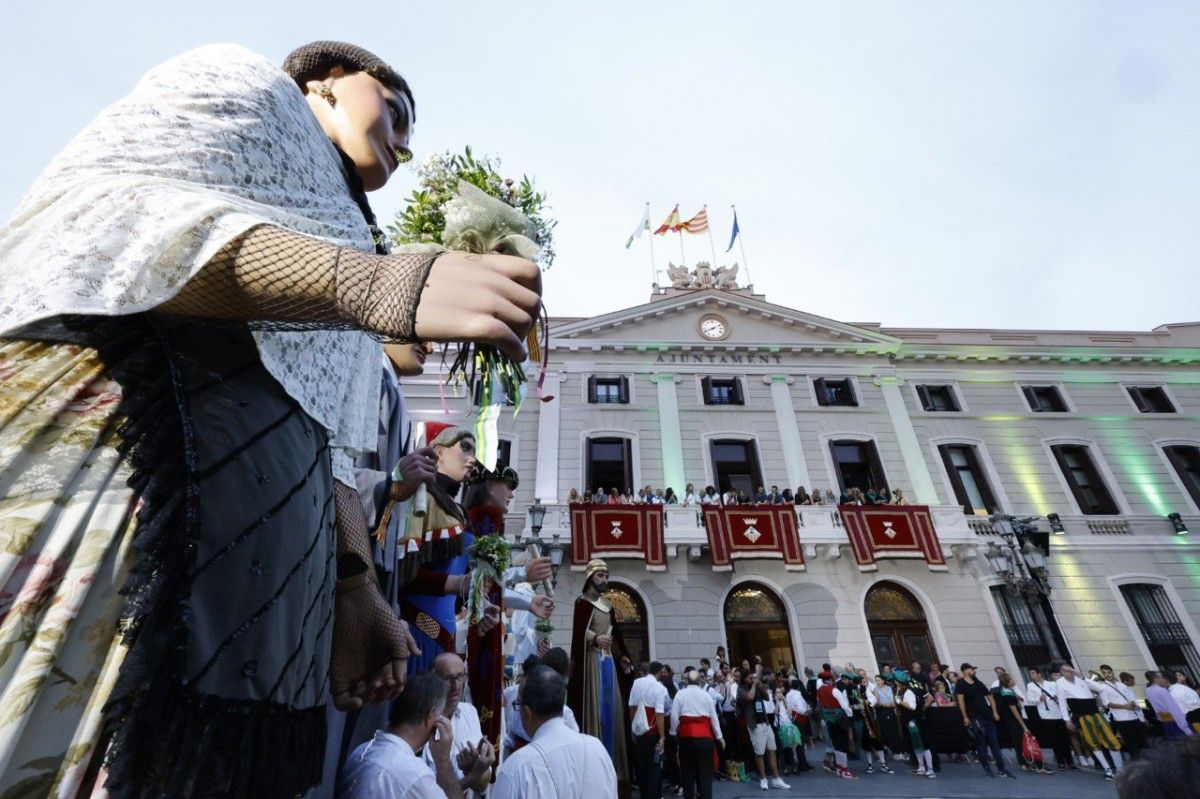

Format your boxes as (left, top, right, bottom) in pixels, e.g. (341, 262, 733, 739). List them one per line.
(677, 224, 685, 267)
(704, 204, 718, 266)
(645, 202, 656, 287)
(732, 204, 751, 287)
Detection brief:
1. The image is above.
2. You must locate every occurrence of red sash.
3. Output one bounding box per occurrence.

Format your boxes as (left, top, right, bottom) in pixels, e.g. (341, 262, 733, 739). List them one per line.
(677, 716, 714, 739)
(791, 711, 808, 725)
(678, 716, 720, 770)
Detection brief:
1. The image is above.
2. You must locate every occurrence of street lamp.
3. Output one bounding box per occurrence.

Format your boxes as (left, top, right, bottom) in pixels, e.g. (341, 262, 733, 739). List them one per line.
(986, 514, 1052, 597)
(525, 499, 567, 589)
(529, 499, 546, 537)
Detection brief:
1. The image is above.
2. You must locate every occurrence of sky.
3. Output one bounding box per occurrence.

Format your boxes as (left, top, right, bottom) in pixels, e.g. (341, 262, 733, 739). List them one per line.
(2, 1, 1198, 331)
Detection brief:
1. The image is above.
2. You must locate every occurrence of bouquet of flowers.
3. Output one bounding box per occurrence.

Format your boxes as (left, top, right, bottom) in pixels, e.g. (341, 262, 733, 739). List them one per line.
(466, 534, 513, 625)
(534, 618, 554, 640)
(390, 149, 556, 429)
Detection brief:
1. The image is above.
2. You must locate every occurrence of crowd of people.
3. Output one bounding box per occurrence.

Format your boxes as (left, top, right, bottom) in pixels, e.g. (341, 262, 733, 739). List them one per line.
(611, 649, 1200, 796)
(566, 483, 909, 507)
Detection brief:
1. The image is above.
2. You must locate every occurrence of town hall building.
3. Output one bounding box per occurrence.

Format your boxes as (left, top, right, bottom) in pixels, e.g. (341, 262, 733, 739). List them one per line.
(409, 265, 1200, 685)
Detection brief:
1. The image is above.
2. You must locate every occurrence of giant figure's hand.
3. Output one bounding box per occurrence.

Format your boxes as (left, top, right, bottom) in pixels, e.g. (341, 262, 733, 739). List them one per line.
(529, 595, 554, 620)
(330, 579, 420, 710)
(414, 253, 542, 362)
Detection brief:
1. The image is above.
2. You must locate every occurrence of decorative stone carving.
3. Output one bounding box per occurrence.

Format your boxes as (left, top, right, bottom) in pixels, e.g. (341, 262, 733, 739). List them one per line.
(665, 261, 741, 290)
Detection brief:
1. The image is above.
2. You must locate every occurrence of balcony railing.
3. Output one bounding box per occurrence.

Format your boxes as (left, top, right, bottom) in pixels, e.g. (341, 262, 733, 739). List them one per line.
(505, 505, 1195, 563)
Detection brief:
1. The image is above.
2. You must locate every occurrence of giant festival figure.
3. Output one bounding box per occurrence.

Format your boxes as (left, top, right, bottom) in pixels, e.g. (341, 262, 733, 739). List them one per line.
(568, 559, 631, 793)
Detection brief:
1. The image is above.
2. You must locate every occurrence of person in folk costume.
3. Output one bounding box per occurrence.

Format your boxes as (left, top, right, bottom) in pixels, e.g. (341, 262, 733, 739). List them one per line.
(853, 675, 891, 774)
(0, 39, 542, 797)
(461, 464, 554, 753)
(568, 559, 633, 795)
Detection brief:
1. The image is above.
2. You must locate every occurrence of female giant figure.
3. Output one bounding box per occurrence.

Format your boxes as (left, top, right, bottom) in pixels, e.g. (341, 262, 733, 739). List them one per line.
(0, 41, 540, 797)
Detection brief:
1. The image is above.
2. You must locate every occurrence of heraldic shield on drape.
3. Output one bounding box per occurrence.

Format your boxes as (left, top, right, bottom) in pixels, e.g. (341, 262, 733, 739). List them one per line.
(569, 504, 667, 570)
(702, 505, 806, 571)
(838, 505, 948, 572)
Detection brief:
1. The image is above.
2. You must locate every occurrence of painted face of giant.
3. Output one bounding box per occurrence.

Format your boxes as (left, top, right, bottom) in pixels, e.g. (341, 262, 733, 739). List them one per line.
(588, 569, 609, 593)
(435, 435, 477, 483)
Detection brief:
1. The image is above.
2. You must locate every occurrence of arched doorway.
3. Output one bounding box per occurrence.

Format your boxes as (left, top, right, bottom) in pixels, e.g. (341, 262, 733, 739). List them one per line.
(603, 583, 650, 664)
(865, 581, 940, 671)
(723, 582, 796, 673)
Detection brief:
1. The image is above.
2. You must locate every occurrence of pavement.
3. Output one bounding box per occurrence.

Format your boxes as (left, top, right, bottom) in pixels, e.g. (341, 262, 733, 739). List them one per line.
(700, 757, 1121, 798)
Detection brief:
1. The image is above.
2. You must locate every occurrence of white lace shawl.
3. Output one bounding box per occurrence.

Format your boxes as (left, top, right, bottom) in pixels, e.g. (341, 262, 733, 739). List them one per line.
(0, 44, 382, 485)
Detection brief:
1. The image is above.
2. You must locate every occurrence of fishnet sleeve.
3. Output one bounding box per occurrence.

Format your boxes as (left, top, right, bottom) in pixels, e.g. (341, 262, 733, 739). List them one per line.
(157, 224, 440, 340)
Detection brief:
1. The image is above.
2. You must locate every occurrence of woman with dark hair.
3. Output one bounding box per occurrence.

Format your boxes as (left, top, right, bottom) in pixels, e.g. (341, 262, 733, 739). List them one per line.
(0, 41, 540, 796)
(663, 487, 679, 505)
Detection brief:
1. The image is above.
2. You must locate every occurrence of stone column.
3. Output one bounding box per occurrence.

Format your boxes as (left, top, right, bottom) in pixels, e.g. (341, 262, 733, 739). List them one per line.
(876, 376, 940, 504)
(533, 372, 562, 502)
(763, 374, 812, 491)
(652, 373, 687, 493)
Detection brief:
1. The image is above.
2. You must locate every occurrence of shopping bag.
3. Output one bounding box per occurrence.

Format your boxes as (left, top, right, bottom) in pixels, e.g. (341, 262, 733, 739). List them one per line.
(631, 703, 650, 736)
(1021, 729, 1043, 764)
(778, 721, 802, 748)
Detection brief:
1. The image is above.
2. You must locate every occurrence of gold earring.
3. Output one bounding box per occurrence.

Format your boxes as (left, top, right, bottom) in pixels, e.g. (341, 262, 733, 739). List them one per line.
(313, 84, 336, 108)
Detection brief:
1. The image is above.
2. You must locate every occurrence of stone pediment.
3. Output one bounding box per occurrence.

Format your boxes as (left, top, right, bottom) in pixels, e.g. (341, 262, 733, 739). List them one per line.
(551, 290, 901, 354)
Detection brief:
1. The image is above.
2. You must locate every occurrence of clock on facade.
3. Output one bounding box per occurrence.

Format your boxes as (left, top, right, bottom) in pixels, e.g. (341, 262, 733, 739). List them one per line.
(698, 314, 730, 340)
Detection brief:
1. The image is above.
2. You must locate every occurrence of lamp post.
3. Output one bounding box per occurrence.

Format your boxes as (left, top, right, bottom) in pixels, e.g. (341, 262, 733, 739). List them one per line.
(985, 514, 1052, 598)
(986, 513, 1065, 665)
(526, 499, 567, 591)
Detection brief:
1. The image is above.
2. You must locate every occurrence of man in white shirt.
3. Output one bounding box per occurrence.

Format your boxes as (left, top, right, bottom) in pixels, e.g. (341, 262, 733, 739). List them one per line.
(1056, 663, 1123, 780)
(493, 666, 617, 799)
(1169, 674, 1200, 726)
(700, 486, 721, 506)
(504, 653, 580, 756)
(420, 654, 495, 797)
(629, 661, 670, 799)
(1096, 665, 1146, 758)
(1025, 666, 1073, 770)
(671, 669, 724, 799)
(340, 671, 464, 799)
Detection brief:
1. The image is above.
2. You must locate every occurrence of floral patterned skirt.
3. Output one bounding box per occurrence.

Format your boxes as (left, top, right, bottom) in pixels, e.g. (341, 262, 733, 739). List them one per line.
(0, 338, 137, 797)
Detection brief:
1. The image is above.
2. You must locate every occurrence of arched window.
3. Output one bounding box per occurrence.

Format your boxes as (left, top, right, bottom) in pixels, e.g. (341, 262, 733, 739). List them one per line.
(864, 581, 939, 672)
(723, 582, 795, 672)
(602, 583, 649, 664)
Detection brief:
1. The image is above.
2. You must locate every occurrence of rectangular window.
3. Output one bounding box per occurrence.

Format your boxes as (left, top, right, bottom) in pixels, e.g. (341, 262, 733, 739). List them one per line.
(710, 439, 762, 496)
(814, 378, 858, 407)
(1022, 385, 1069, 413)
(1128, 386, 1176, 414)
(587, 376, 629, 405)
(829, 439, 887, 493)
(1164, 445, 1200, 509)
(495, 439, 513, 472)
(938, 444, 998, 515)
(916, 384, 960, 412)
(1120, 583, 1200, 680)
(1050, 444, 1119, 514)
(586, 437, 632, 495)
(701, 377, 744, 406)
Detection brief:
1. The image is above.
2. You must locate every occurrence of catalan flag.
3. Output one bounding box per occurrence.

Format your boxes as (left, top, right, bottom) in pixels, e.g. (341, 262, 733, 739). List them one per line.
(654, 205, 682, 235)
(681, 206, 709, 234)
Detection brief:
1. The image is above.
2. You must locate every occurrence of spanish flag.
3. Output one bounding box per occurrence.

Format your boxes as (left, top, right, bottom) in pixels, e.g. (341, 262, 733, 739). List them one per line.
(654, 205, 682, 235)
(681, 206, 709, 234)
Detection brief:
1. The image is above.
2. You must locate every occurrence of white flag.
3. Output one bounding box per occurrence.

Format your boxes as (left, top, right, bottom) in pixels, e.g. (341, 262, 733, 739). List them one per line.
(624, 206, 650, 249)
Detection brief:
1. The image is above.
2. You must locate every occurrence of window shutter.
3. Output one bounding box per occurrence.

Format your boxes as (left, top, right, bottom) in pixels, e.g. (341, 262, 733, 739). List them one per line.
(621, 438, 633, 490)
(916, 384, 932, 411)
(701, 377, 714, 406)
(1022, 385, 1040, 411)
(732, 378, 744, 405)
(587, 375, 597, 403)
(814, 378, 828, 406)
(845, 380, 858, 407)
(1128, 387, 1150, 413)
(618, 376, 630, 404)
(963, 445, 997, 512)
(938, 445, 970, 513)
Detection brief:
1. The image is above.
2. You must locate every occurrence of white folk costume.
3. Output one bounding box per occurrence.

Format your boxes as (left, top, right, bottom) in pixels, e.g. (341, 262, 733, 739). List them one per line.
(491, 716, 616, 799)
(0, 43, 431, 797)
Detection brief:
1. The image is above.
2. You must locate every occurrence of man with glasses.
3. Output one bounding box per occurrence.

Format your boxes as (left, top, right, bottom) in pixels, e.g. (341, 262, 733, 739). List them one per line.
(421, 653, 496, 797)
